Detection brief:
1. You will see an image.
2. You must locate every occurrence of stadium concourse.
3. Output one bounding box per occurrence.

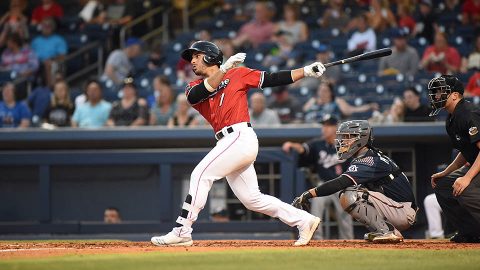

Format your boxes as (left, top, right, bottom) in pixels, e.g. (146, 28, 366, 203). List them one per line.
(1, 0, 480, 243)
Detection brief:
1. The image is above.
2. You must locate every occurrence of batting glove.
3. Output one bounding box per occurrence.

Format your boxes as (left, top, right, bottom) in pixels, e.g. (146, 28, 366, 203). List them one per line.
(220, 53, 246, 73)
(303, 62, 325, 78)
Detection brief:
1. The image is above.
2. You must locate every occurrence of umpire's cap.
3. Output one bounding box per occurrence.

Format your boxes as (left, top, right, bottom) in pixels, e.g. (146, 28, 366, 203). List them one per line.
(181, 41, 223, 66)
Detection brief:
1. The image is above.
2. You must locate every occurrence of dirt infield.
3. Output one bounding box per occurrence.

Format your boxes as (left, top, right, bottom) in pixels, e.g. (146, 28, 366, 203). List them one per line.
(0, 240, 479, 260)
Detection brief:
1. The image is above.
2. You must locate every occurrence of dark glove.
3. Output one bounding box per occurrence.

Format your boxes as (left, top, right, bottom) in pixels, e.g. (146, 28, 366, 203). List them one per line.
(292, 190, 313, 211)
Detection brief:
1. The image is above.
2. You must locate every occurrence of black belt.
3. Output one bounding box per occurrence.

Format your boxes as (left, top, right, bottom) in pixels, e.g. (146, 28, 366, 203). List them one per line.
(215, 122, 252, 140)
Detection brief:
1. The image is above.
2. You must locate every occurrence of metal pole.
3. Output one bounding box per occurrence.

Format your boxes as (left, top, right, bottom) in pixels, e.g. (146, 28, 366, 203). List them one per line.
(183, 0, 189, 32)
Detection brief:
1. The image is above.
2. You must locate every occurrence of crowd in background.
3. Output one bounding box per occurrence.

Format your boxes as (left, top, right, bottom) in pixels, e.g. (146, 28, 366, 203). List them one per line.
(0, 0, 480, 128)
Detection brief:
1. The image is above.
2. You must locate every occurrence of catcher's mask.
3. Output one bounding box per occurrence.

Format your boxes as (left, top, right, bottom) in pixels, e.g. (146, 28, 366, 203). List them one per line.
(427, 75, 464, 116)
(335, 120, 372, 160)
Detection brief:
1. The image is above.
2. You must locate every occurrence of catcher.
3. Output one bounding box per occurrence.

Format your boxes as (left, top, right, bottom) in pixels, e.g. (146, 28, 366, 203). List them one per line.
(292, 120, 417, 243)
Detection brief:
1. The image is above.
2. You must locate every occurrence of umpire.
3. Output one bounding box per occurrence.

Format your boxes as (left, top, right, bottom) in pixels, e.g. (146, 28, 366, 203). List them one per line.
(428, 75, 480, 243)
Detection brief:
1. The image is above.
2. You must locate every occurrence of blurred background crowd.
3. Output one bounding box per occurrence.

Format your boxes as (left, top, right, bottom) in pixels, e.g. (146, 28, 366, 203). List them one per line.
(1, 0, 480, 129)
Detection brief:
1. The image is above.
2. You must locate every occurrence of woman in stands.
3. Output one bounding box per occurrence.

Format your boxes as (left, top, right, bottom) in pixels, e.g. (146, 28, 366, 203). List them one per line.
(303, 82, 378, 123)
(0, 33, 39, 79)
(149, 75, 175, 126)
(275, 4, 308, 45)
(167, 94, 198, 128)
(45, 80, 74, 127)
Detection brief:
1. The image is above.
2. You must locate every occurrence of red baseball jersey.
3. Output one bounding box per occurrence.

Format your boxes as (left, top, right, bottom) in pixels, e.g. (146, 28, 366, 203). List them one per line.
(185, 67, 263, 132)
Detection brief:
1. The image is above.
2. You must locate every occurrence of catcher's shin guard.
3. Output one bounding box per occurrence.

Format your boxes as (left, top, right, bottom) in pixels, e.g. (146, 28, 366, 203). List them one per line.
(339, 187, 394, 234)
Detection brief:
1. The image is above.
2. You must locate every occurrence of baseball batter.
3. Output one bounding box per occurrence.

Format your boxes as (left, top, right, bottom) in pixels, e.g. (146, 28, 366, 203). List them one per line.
(151, 41, 325, 246)
(292, 120, 417, 243)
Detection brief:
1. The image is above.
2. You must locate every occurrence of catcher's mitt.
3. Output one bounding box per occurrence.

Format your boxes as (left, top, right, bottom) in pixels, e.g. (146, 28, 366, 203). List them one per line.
(292, 191, 312, 211)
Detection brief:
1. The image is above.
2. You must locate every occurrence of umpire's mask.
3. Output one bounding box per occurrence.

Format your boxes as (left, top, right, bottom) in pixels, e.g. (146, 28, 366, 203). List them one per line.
(427, 76, 451, 116)
(335, 120, 372, 160)
(427, 75, 464, 116)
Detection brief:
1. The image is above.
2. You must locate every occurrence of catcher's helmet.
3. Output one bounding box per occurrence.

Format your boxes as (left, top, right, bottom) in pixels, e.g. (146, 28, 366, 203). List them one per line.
(427, 75, 464, 116)
(181, 41, 223, 66)
(335, 120, 373, 160)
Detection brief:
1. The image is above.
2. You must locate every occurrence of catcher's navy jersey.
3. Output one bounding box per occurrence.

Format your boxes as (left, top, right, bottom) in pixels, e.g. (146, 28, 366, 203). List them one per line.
(300, 139, 346, 180)
(342, 149, 416, 207)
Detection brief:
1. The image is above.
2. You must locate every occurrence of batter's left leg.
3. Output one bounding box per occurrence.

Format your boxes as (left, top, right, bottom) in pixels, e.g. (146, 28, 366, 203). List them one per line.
(227, 164, 320, 246)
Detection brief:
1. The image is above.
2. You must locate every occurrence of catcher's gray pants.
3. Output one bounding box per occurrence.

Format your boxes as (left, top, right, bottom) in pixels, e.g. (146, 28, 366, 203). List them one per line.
(340, 187, 416, 233)
(310, 191, 354, 239)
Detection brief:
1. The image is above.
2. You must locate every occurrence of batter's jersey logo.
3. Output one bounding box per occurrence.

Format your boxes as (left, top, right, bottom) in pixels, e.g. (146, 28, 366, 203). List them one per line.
(217, 79, 230, 91)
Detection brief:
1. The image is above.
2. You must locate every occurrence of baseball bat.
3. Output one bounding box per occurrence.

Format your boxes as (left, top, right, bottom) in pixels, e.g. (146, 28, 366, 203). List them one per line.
(312, 48, 392, 72)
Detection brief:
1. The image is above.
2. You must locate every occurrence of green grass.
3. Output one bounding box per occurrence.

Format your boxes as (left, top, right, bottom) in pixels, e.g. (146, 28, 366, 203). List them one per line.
(1, 249, 480, 270)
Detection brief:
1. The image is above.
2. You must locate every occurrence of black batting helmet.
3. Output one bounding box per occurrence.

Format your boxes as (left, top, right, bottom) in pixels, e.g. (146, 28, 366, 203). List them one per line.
(181, 41, 223, 66)
(427, 75, 464, 116)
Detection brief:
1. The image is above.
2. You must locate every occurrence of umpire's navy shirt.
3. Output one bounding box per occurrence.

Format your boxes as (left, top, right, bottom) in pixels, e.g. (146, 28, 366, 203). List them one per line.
(446, 99, 480, 164)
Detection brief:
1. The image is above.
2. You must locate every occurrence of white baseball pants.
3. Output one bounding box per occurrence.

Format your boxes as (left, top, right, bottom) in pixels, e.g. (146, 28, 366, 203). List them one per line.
(424, 193, 444, 238)
(174, 123, 315, 237)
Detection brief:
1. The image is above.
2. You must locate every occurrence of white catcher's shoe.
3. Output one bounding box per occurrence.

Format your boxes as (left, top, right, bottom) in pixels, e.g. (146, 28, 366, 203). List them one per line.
(151, 231, 193, 247)
(294, 217, 321, 246)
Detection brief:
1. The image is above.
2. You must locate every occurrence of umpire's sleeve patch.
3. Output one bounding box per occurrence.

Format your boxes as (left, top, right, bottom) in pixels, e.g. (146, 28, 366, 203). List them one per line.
(469, 126, 478, 136)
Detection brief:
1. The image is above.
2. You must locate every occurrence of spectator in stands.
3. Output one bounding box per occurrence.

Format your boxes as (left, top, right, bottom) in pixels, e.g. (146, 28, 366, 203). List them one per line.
(1, 33, 39, 79)
(31, 0, 64, 25)
(268, 87, 303, 124)
(0, 82, 30, 128)
(462, 0, 480, 27)
(196, 29, 212, 42)
(313, 44, 340, 84)
(71, 79, 111, 128)
(232, 1, 275, 49)
(78, 0, 107, 24)
(44, 80, 74, 127)
(104, 207, 121, 224)
(31, 17, 67, 87)
(0, 0, 29, 46)
(465, 71, 480, 97)
(282, 114, 353, 240)
(396, 4, 416, 35)
(369, 97, 405, 124)
(414, 0, 437, 45)
(275, 4, 308, 45)
(366, 0, 397, 33)
(303, 82, 378, 123)
(218, 39, 236, 62)
(461, 35, 480, 73)
(347, 13, 376, 57)
(28, 84, 51, 127)
(293, 44, 341, 90)
(420, 32, 461, 74)
(167, 94, 197, 127)
(249, 92, 281, 126)
(319, 0, 351, 33)
(262, 30, 295, 68)
(402, 87, 431, 122)
(149, 76, 175, 126)
(147, 45, 165, 71)
(107, 78, 148, 127)
(102, 37, 142, 86)
(378, 28, 419, 77)
(105, 0, 139, 26)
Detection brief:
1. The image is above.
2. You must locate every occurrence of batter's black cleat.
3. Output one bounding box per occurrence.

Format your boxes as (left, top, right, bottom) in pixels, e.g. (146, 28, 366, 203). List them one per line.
(449, 233, 480, 243)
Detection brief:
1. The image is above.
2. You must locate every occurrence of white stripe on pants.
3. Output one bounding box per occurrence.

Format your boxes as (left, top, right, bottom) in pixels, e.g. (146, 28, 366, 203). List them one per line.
(176, 125, 314, 237)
